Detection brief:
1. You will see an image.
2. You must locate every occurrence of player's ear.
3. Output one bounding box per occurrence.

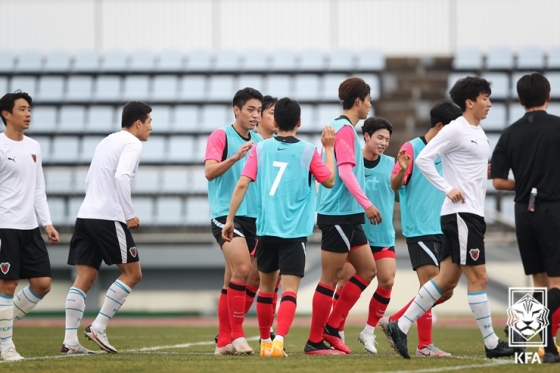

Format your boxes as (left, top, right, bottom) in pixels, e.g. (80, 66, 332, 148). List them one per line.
(297, 118, 301, 128)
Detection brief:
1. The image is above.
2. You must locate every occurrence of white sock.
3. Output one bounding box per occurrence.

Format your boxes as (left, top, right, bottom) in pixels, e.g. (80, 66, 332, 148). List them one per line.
(398, 280, 442, 334)
(0, 295, 14, 351)
(64, 287, 86, 345)
(91, 280, 131, 331)
(13, 286, 42, 322)
(468, 291, 499, 349)
(274, 335, 284, 343)
(339, 330, 345, 342)
(362, 323, 375, 335)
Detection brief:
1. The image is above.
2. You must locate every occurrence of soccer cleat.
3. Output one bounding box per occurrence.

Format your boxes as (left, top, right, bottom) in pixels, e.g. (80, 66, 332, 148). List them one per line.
(304, 340, 345, 355)
(214, 343, 233, 356)
(415, 343, 452, 357)
(61, 343, 96, 355)
(543, 352, 560, 363)
(84, 325, 118, 353)
(378, 316, 390, 332)
(485, 338, 515, 359)
(538, 344, 560, 357)
(357, 332, 377, 353)
(383, 321, 410, 359)
(1, 346, 24, 361)
(232, 337, 254, 355)
(270, 340, 288, 357)
(214, 333, 218, 344)
(260, 341, 272, 357)
(323, 325, 351, 354)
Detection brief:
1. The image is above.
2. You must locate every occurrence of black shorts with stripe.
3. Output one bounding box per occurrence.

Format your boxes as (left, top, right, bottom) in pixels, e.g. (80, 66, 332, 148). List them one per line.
(440, 213, 486, 266)
(407, 239, 442, 270)
(318, 224, 368, 253)
(68, 218, 139, 271)
(211, 216, 257, 254)
(256, 237, 307, 277)
(0, 228, 51, 280)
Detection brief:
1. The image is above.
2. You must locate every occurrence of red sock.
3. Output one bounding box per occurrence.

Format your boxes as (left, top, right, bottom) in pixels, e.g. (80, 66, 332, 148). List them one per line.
(245, 285, 258, 314)
(217, 288, 232, 347)
(553, 307, 560, 339)
(327, 274, 370, 329)
(433, 297, 445, 307)
(276, 291, 297, 337)
(417, 308, 433, 347)
(390, 297, 414, 321)
(334, 287, 344, 330)
(228, 281, 246, 340)
(366, 286, 392, 327)
(272, 280, 280, 318)
(308, 283, 335, 343)
(256, 292, 274, 340)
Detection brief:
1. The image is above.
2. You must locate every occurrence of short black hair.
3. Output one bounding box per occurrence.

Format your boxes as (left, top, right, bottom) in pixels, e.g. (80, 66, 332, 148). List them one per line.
(0, 90, 32, 126)
(430, 100, 463, 127)
(262, 95, 278, 112)
(361, 116, 393, 136)
(121, 101, 152, 128)
(516, 73, 550, 109)
(232, 87, 263, 109)
(339, 77, 371, 110)
(449, 76, 492, 112)
(274, 97, 300, 132)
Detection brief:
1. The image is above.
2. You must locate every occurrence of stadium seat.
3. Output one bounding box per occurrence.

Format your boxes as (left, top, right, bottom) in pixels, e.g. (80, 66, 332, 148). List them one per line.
(214, 50, 241, 72)
(509, 72, 526, 99)
(452, 47, 483, 70)
(0, 77, 7, 95)
(299, 50, 325, 71)
(242, 50, 269, 72)
(94, 76, 122, 102)
(548, 103, 560, 116)
(185, 198, 211, 225)
(516, 46, 544, 70)
(141, 136, 167, 163)
(316, 104, 342, 127)
(68, 197, 83, 224)
(167, 136, 196, 163)
(356, 48, 385, 71)
(188, 166, 207, 194)
(486, 134, 501, 157)
(507, 104, 525, 124)
(485, 46, 514, 70)
(447, 72, 475, 96)
(299, 104, 318, 131)
(72, 50, 99, 72)
(150, 105, 172, 133)
(44, 168, 73, 194)
(156, 197, 184, 225)
(179, 75, 206, 102)
(43, 51, 71, 72)
(33, 136, 51, 162)
(547, 46, 560, 69)
(58, 106, 87, 133)
(66, 76, 94, 102)
(51, 136, 80, 163)
(207, 75, 236, 101)
(328, 48, 355, 71)
(80, 136, 103, 162)
(265, 74, 291, 98)
(36, 76, 65, 102)
(361, 73, 381, 101)
(151, 75, 179, 102)
(86, 106, 117, 134)
(100, 50, 128, 72)
(0, 51, 14, 73)
(73, 167, 89, 192)
(129, 50, 155, 72)
(483, 103, 507, 131)
(481, 72, 509, 100)
(237, 75, 265, 93)
(10, 76, 37, 98)
(47, 198, 66, 226)
(122, 75, 150, 101)
(15, 51, 42, 72)
(29, 107, 57, 133)
(293, 74, 320, 101)
(185, 49, 211, 72)
(321, 74, 348, 101)
(161, 167, 189, 193)
(270, 50, 296, 71)
(133, 167, 161, 194)
(174, 106, 200, 132)
(194, 137, 208, 163)
(546, 73, 560, 99)
(132, 197, 155, 225)
(200, 105, 229, 131)
(157, 50, 184, 72)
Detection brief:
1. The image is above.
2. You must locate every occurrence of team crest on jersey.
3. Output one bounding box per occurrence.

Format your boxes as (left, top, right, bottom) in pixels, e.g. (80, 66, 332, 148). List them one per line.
(31, 154, 36, 162)
(0, 262, 10, 275)
(129, 246, 137, 258)
(469, 248, 480, 261)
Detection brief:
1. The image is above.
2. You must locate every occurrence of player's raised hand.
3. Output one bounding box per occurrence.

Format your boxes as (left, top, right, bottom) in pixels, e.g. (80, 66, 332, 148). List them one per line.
(222, 220, 235, 242)
(365, 204, 382, 225)
(397, 149, 412, 171)
(446, 188, 466, 203)
(235, 141, 254, 161)
(321, 126, 336, 149)
(126, 216, 140, 229)
(45, 225, 59, 244)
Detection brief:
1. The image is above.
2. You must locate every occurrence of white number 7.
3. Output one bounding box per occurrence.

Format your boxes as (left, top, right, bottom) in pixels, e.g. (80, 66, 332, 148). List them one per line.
(269, 161, 288, 196)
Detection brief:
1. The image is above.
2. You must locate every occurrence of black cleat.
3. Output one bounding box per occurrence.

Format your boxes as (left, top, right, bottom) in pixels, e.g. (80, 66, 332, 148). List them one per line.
(304, 340, 345, 355)
(383, 321, 410, 359)
(504, 325, 526, 355)
(543, 352, 560, 363)
(485, 339, 515, 359)
(214, 333, 218, 344)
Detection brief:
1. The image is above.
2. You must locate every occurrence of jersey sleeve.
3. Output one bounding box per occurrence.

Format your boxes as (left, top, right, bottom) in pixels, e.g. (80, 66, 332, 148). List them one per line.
(34, 146, 53, 227)
(391, 142, 414, 185)
(205, 130, 227, 162)
(115, 141, 143, 220)
(241, 147, 258, 181)
(309, 149, 331, 183)
(334, 125, 357, 167)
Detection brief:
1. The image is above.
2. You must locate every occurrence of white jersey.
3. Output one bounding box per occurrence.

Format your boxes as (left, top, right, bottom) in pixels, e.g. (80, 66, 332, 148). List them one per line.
(416, 116, 489, 217)
(0, 132, 52, 229)
(77, 131, 142, 223)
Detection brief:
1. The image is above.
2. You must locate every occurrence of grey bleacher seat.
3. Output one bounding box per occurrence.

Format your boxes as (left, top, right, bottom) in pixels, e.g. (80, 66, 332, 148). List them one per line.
(30, 107, 57, 133)
(94, 76, 122, 102)
(68, 197, 83, 224)
(237, 74, 264, 93)
(10, 76, 37, 97)
(132, 167, 160, 194)
(214, 50, 240, 72)
(58, 106, 86, 133)
(299, 50, 325, 71)
(66, 76, 93, 102)
(73, 167, 89, 192)
(546, 72, 560, 99)
(185, 49, 211, 72)
(155, 197, 184, 225)
(36, 76, 65, 102)
(207, 75, 236, 101)
(100, 50, 128, 72)
(188, 166, 207, 193)
(201, 105, 229, 131)
(151, 75, 179, 102)
(548, 103, 560, 116)
(179, 75, 206, 102)
(483, 103, 507, 131)
(43, 51, 71, 72)
(487, 134, 501, 158)
(72, 50, 99, 72)
(547, 46, 560, 69)
(51, 136, 80, 163)
(80, 136, 103, 162)
(86, 106, 117, 134)
(128, 50, 155, 72)
(361, 73, 381, 101)
(265, 74, 291, 98)
(174, 106, 199, 132)
(447, 72, 475, 96)
(328, 48, 355, 71)
(481, 72, 508, 100)
(299, 104, 318, 131)
(293, 74, 320, 101)
(133, 197, 155, 225)
(149, 105, 172, 133)
(122, 75, 150, 101)
(486, 46, 514, 70)
(47, 198, 66, 226)
(321, 74, 348, 101)
(185, 197, 210, 225)
(516, 46, 544, 70)
(33, 136, 51, 162)
(356, 48, 385, 71)
(161, 167, 189, 193)
(317, 104, 341, 127)
(0, 77, 7, 94)
(140, 136, 167, 163)
(452, 47, 483, 70)
(0, 51, 14, 73)
(167, 136, 196, 163)
(194, 136, 209, 163)
(242, 50, 269, 72)
(157, 50, 183, 72)
(509, 72, 526, 99)
(15, 51, 42, 72)
(270, 50, 296, 71)
(508, 104, 525, 124)
(44, 168, 73, 194)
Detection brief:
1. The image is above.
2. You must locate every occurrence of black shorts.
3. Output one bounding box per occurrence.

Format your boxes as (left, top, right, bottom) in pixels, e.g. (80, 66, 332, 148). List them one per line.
(515, 201, 560, 277)
(68, 218, 139, 271)
(256, 240, 306, 277)
(319, 224, 368, 253)
(0, 228, 51, 280)
(440, 213, 486, 266)
(371, 246, 396, 261)
(211, 216, 257, 254)
(407, 240, 442, 270)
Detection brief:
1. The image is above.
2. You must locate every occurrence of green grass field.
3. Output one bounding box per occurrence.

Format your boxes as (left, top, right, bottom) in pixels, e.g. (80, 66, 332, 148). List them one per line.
(2, 324, 556, 372)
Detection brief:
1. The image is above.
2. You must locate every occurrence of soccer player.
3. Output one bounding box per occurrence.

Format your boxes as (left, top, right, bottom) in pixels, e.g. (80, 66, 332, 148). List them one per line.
(0, 91, 60, 361)
(205, 88, 263, 355)
(383, 76, 515, 359)
(305, 77, 381, 355)
(223, 97, 335, 357)
(61, 101, 152, 354)
(491, 73, 560, 364)
(378, 100, 462, 358)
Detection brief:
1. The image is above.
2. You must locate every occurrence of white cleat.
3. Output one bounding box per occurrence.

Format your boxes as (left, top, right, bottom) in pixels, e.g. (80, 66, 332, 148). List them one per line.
(214, 344, 233, 356)
(61, 343, 96, 355)
(1, 346, 24, 361)
(357, 332, 377, 353)
(416, 343, 452, 357)
(84, 325, 118, 353)
(232, 337, 254, 355)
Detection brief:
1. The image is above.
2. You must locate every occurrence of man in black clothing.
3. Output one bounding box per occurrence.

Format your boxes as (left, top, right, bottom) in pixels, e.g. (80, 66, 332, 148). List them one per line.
(491, 72, 560, 364)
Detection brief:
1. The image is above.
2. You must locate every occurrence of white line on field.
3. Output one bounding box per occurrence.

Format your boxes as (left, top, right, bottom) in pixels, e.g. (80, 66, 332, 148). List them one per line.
(380, 359, 514, 373)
